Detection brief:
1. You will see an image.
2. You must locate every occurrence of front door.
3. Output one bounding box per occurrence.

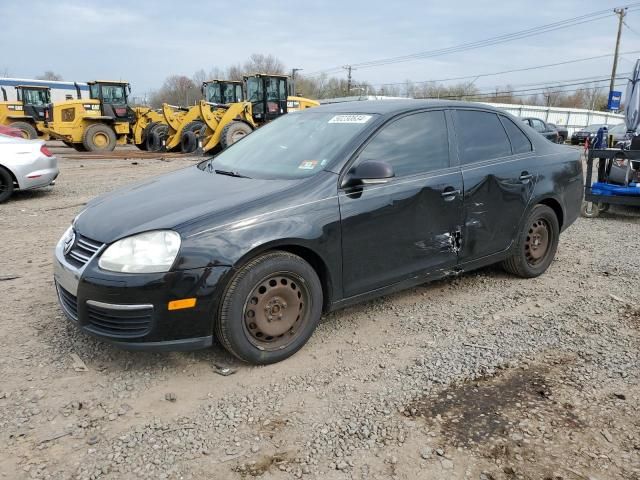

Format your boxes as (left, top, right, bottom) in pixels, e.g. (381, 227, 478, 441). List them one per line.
(339, 110, 463, 298)
(452, 109, 537, 262)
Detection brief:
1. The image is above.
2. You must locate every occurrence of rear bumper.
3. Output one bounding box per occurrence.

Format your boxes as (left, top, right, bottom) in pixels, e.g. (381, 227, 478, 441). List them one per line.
(21, 167, 59, 189)
(53, 233, 231, 351)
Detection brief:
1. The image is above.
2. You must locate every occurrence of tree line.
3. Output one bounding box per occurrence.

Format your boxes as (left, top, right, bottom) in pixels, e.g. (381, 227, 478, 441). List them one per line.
(0, 57, 613, 111)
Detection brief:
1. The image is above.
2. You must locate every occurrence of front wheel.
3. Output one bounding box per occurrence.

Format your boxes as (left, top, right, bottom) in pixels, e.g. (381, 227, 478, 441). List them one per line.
(216, 252, 323, 365)
(502, 204, 559, 278)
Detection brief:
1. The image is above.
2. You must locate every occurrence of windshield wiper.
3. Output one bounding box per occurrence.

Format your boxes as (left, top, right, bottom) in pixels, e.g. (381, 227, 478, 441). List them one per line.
(214, 169, 251, 179)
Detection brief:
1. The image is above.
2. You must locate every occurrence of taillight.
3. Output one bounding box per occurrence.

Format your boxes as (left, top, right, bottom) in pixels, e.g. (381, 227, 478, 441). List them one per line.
(40, 145, 53, 157)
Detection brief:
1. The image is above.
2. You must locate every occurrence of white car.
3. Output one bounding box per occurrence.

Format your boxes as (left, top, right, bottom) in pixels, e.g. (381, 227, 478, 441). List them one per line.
(0, 133, 59, 203)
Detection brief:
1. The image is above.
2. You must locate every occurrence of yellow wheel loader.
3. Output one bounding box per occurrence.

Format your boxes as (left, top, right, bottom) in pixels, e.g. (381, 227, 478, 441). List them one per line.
(42, 80, 166, 152)
(157, 79, 245, 153)
(196, 74, 319, 154)
(0, 85, 53, 139)
(160, 74, 319, 154)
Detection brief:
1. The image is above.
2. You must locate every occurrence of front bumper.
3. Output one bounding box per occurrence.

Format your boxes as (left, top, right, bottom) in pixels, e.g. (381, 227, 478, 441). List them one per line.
(53, 234, 230, 351)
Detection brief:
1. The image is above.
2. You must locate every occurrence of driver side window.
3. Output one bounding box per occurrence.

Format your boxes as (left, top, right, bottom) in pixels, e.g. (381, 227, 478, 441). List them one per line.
(356, 111, 449, 177)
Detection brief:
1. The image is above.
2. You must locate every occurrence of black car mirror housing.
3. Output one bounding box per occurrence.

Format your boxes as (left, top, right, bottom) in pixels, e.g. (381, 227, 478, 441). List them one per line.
(343, 161, 395, 188)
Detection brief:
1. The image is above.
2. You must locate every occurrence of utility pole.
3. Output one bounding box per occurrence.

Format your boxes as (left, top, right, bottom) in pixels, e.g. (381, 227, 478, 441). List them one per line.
(343, 65, 353, 94)
(609, 7, 627, 96)
(290, 68, 303, 96)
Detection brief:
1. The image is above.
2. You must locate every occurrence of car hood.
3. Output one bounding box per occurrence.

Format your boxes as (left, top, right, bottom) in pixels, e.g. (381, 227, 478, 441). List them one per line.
(74, 165, 296, 244)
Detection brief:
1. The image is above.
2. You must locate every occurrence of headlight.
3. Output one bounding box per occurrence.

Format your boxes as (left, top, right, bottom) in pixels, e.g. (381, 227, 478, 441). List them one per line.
(98, 230, 181, 273)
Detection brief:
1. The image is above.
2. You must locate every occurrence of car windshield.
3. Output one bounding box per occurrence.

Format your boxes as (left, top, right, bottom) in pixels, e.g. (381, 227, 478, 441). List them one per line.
(583, 124, 605, 132)
(198, 112, 377, 179)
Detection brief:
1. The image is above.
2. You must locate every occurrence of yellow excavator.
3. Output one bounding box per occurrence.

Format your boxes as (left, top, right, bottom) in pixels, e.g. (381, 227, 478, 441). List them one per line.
(42, 80, 169, 152)
(0, 85, 53, 139)
(157, 74, 319, 154)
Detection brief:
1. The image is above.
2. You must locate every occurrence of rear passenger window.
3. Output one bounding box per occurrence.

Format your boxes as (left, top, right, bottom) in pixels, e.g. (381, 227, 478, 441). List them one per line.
(357, 110, 449, 177)
(500, 116, 533, 154)
(454, 110, 512, 164)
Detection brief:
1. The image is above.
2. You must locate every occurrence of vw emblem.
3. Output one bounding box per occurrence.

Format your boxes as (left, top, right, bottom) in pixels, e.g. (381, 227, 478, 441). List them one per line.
(63, 231, 76, 255)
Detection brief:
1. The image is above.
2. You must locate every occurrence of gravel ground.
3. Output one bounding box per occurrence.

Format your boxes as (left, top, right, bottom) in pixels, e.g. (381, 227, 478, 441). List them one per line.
(0, 146, 639, 480)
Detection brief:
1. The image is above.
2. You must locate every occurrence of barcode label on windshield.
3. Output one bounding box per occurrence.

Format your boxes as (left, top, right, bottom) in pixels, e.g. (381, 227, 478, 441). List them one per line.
(328, 115, 372, 124)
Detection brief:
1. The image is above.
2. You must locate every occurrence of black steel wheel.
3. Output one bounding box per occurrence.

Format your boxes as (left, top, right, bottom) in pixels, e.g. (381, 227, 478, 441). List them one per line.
(216, 251, 322, 364)
(0, 166, 14, 203)
(502, 204, 559, 278)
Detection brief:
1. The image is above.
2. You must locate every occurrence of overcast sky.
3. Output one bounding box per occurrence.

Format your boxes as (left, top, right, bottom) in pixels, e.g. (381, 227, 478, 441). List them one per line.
(1, 0, 639, 98)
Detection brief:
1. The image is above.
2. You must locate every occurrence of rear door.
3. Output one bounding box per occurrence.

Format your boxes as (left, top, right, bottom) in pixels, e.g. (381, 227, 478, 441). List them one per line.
(452, 109, 537, 262)
(339, 110, 463, 297)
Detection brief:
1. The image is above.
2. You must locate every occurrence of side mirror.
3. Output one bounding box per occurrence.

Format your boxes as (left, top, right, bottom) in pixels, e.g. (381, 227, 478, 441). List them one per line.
(343, 160, 394, 187)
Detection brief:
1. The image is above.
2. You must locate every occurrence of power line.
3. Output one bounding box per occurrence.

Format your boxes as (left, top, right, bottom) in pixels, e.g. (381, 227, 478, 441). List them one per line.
(307, 3, 640, 76)
(623, 19, 640, 36)
(429, 75, 629, 100)
(367, 49, 640, 88)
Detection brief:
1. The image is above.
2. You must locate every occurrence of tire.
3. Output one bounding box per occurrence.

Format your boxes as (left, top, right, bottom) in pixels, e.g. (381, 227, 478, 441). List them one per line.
(220, 121, 253, 150)
(581, 201, 600, 218)
(147, 124, 168, 152)
(82, 123, 116, 152)
(180, 130, 199, 153)
(182, 121, 205, 135)
(502, 204, 560, 278)
(138, 122, 158, 151)
(216, 251, 323, 365)
(0, 166, 14, 203)
(9, 121, 38, 139)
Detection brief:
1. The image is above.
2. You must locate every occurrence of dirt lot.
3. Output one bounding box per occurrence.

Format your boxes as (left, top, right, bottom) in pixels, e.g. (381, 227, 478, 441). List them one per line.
(1, 145, 639, 480)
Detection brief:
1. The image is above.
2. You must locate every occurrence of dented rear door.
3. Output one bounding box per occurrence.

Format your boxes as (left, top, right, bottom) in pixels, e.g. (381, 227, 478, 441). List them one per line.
(451, 109, 537, 262)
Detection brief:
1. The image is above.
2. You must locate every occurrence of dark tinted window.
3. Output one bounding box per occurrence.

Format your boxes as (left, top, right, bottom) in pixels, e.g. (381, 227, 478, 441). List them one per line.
(454, 110, 511, 164)
(500, 116, 533, 154)
(358, 111, 449, 177)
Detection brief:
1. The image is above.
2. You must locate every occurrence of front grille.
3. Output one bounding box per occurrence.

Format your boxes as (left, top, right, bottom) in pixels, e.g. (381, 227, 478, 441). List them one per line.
(66, 233, 103, 268)
(86, 302, 153, 339)
(56, 284, 78, 321)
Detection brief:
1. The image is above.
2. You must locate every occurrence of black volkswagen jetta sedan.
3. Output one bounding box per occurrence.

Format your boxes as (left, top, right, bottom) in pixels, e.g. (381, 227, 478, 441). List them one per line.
(54, 100, 583, 364)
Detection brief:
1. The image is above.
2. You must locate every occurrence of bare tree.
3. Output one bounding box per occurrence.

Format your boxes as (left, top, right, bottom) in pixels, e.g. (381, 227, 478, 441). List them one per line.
(149, 75, 198, 108)
(36, 71, 63, 81)
(0, 67, 9, 78)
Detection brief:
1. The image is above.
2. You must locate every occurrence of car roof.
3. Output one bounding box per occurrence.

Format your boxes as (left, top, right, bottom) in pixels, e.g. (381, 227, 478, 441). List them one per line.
(309, 99, 505, 116)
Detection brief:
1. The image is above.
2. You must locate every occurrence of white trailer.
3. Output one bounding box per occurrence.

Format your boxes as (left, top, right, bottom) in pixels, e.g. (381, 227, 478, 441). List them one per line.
(0, 78, 89, 102)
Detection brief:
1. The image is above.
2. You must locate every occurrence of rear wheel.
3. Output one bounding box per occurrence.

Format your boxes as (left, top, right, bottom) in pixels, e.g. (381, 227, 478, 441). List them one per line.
(9, 121, 38, 140)
(82, 123, 116, 152)
(216, 251, 323, 365)
(220, 121, 253, 150)
(0, 166, 14, 203)
(502, 204, 559, 278)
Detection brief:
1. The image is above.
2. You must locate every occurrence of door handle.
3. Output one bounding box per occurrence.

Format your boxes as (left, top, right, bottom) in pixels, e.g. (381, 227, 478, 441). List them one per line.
(441, 188, 460, 200)
(519, 172, 533, 182)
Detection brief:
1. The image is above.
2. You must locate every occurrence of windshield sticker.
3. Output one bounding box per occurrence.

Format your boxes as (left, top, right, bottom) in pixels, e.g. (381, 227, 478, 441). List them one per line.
(298, 160, 318, 170)
(328, 114, 372, 124)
